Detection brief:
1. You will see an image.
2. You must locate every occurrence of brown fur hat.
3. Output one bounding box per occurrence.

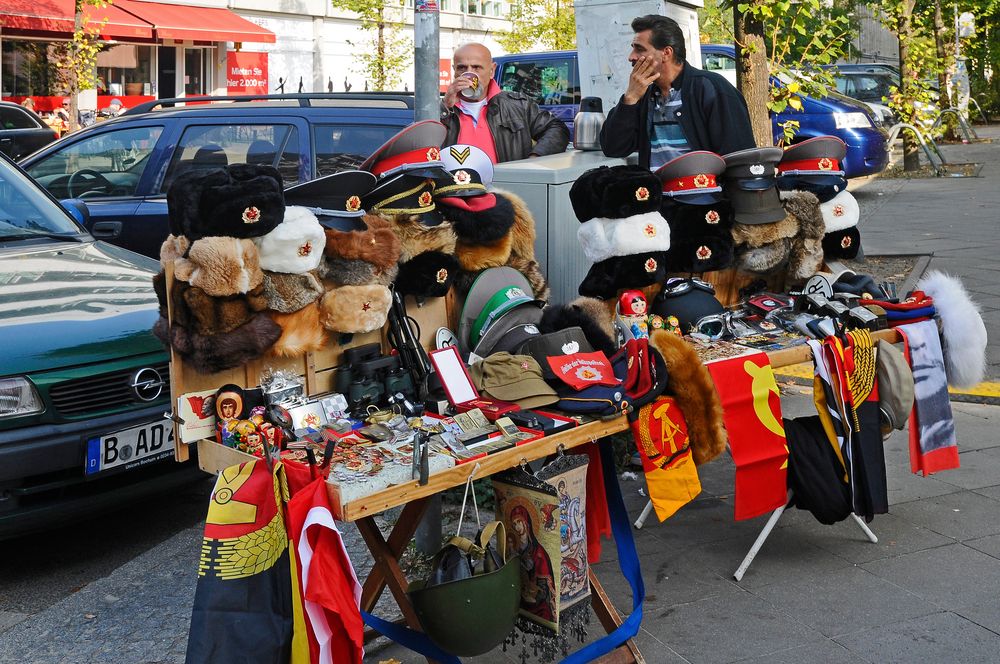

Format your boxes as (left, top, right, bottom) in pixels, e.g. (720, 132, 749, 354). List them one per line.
(384, 213, 457, 263)
(501, 189, 550, 300)
(781, 191, 826, 281)
(539, 296, 618, 357)
(456, 233, 514, 271)
(319, 284, 392, 333)
(158, 313, 283, 374)
(173, 236, 264, 297)
(319, 256, 399, 287)
(262, 271, 324, 313)
(508, 255, 550, 302)
(159, 234, 190, 268)
(268, 302, 327, 357)
(736, 238, 792, 274)
(649, 330, 727, 465)
(730, 213, 799, 249)
(322, 214, 401, 271)
(183, 283, 267, 337)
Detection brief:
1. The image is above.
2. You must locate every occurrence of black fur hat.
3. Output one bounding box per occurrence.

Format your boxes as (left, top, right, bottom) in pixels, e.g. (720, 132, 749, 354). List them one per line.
(539, 300, 617, 357)
(395, 250, 459, 298)
(666, 235, 735, 273)
(168, 164, 285, 240)
(439, 193, 516, 244)
(822, 226, 862, 260)
(154, 312, 282, 374)
(569, 165, 662, 222)
(578, 251, 668, 300)
(663, 201, 734, 233)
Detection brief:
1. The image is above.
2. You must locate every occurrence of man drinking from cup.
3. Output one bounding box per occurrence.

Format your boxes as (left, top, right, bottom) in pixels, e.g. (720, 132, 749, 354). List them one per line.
(441, 42, 569, 163)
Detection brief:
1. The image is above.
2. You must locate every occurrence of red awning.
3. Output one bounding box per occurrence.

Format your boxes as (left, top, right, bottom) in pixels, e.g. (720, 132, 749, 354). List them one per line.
(115, 0, 275, 43)
(0, 0, 153, 39)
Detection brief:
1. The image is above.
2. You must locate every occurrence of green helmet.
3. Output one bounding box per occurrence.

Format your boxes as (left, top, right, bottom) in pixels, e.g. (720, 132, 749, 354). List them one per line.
(408, 521, 521, 657)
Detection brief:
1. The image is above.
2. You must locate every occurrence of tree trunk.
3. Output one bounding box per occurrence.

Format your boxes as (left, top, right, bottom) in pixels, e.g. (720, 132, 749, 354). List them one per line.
(898, 0, 920, 171)
(934, 0, 956, 139)
(69, 6, 83, 132)
(376, 15, 386, 91)
(733, 3, 772, 146)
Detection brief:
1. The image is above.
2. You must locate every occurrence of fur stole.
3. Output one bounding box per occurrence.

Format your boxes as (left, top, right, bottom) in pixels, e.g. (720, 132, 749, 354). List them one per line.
(916, 270, 988, 388)
(730, 213, 799, 248)
(174, 236, 263, 297)
(268, 302, 327, 357)
(500, 189, 550, 300)
(382, 213, 457, 263)
(736, 238, 791, 274)
(322, 214, 401, 271)
(539, 297, 618, 357)
(456, 233, 514, 271)
(649, 330, 727, 465)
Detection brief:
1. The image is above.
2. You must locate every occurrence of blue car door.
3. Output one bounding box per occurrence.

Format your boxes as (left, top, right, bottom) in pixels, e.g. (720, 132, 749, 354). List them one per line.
(496, 54, 581, 134)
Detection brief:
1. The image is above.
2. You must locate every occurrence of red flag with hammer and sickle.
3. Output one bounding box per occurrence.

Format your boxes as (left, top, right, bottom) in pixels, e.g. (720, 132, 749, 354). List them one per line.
(629, 396, 702, 521)
(706, 353, 788, 520)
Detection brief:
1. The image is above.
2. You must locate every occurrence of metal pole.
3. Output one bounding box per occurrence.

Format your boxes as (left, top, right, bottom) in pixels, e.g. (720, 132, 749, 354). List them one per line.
(413, 0, 441, 553)
(413, 0, 440, 123)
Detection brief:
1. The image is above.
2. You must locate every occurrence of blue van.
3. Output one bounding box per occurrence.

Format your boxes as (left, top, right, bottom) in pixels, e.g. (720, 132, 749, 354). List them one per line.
(494, 47, 889, 178)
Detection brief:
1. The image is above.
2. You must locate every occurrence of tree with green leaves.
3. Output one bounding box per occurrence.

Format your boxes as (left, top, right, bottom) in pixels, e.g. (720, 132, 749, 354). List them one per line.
(496, 0, 576, 53)
(50, 0, 111, 131)
(331, 0, 411, 90)
(707, 1, 856, 145)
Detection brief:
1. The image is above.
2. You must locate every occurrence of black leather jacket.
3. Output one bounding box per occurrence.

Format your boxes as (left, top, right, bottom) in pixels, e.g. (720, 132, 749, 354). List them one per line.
(441, 91, 570, 162)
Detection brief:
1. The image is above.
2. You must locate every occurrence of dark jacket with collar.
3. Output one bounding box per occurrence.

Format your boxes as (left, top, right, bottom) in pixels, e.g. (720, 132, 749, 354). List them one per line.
(599, 61, 756, 167)
(441, 90, 570, 163)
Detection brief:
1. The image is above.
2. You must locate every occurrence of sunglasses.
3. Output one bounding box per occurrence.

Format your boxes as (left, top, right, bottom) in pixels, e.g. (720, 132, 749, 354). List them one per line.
(661, 277, 716, 297)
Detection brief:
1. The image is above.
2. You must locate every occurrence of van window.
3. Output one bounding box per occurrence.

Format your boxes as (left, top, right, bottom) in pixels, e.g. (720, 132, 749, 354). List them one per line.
(159, 124, 297, 192)
(498, 57, 581, 106)
(313, 124, 399, 177)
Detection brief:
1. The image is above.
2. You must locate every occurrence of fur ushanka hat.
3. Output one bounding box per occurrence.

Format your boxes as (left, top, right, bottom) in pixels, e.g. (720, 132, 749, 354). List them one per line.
(173, 236, 264, 297)
(570, 165, 662, 222)
(662, 201, 735, 273)
(578, 251, 668, 300)
(319, 285, 393, 333)
(321, 214, 402, 287)
(255, 206, 326, 274)
(167, 164, 285, 240)
(154, 313, 283, 375)
(379, 210, 459, 298)
(262, 271, 325, 313)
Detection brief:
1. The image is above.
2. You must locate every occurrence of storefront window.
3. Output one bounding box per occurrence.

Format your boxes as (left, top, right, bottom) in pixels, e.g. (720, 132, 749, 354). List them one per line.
(96, 45, 153, 97)
(2, 40, 57, 97)
(184, 49, 208, 96)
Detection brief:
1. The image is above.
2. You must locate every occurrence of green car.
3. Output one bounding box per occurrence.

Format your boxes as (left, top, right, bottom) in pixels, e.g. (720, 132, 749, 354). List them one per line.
(0, 153, 198, 538)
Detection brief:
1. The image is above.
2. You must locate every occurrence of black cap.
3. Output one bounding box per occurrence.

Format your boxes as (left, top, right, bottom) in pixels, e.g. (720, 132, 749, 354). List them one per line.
(283, 170, 377, 218)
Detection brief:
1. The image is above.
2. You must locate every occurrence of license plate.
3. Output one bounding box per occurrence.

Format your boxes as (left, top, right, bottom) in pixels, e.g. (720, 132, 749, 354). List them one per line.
(85, 421, 175, 476)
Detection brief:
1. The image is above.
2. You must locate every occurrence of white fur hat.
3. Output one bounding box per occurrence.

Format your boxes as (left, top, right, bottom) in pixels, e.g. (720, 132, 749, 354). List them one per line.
(255, 206, 326, 274)
(576, 210, 671, 263)
(818, 190, 859, 233)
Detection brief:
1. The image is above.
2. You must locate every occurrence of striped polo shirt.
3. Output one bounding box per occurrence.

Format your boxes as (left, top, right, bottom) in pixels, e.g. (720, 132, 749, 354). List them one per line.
(648, 86, 690, 170)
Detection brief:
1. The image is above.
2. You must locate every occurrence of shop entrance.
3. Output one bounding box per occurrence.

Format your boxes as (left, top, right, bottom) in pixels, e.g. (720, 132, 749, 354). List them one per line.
(157, 46, 177, 98)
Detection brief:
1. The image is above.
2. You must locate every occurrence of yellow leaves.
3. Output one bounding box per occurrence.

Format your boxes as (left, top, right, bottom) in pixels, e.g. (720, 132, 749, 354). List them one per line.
(788, 95, 803, 111)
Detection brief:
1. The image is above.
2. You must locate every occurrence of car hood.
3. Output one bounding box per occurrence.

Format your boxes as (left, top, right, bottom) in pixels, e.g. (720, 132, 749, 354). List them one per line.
(0, 241, 164, 376)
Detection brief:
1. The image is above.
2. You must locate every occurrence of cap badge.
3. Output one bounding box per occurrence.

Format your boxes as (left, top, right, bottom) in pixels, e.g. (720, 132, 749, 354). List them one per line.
(635, 186, 650, 201)
(561, 340, 580, 354)
(505, 287, 527, 299)
(644, 257, 658, 273)
(818, 158, 834, 171)
(453, 169, 471, 184)
(832, 204, 845, 217)
(418, 191, 433, 207)
(297, 241, 312, 257)
(643, 223, 657, 238)
(435, 268, 449, 284)
(841, 235, 852, 249)
(696, 245, 712, 260)
(705, 209, 720, 224)
(521, 361, 530, 370)
(525, 324, 539, 334)
(242, 206, 261, 224)
(750, 164, 766, 176)
(449, 146, 471, 164)
(576, 366, 602, 382)
(362, 301, 372, 311)
(346, 195, 362, 212)
(426, 147, 441, 161)
(693, 174, 710, 188)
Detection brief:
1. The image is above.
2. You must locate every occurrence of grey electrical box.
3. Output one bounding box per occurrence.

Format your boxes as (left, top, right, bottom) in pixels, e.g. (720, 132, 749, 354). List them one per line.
(493, 151, 627, 304)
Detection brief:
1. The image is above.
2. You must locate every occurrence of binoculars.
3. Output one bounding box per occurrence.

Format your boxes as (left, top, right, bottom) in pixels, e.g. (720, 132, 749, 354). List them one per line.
(335, 343, 417, 413)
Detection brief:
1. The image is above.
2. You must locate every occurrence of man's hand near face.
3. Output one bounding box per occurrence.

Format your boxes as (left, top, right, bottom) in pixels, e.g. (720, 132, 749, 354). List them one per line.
(624, 56, 660, 105)
(444, 76, 475, 108)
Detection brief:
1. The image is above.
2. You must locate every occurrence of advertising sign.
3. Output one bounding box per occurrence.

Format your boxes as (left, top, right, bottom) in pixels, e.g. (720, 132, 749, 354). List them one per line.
(440, 58, 452, 93)
(226, 51, 269, 95)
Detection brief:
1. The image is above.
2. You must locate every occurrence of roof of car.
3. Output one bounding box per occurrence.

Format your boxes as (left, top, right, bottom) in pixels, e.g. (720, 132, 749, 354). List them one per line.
(124, 92, 416, 117)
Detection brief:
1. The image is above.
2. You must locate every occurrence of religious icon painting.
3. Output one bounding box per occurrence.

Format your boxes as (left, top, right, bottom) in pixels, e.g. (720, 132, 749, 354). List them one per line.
(535, 453, 591, 612)
(492, 467, 562, 633)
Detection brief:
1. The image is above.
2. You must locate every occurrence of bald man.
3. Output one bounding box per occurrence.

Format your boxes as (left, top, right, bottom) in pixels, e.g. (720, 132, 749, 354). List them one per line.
(440, 42, 569, 163)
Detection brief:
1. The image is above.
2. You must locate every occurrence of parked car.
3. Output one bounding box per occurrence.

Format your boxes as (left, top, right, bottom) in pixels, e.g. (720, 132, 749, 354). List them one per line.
(20, 93, 415, 258)
(493, 51, 581, 135)
(0, 152, 198, 538)
(827, 70, 898, 125)
(0, 101, 59, 160)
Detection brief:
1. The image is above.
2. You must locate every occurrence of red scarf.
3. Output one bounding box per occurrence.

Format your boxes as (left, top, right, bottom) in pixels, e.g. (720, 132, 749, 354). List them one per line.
(456, 80, 501, 163)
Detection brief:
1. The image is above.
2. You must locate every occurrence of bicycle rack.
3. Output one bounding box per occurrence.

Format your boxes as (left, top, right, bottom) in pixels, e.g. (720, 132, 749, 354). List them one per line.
(931, 108, 978, 142)
(884, 122, 946, 175)
(968, 97, 990, 125)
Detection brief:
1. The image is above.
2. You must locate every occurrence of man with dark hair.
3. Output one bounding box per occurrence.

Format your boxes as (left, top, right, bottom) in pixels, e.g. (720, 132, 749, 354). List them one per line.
(441, 42, 569, 163)
(600, 14, 756, 169)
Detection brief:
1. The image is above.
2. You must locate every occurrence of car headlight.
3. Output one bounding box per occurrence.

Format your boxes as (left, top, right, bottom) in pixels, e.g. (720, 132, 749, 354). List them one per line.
(0, 377, 44, 418)
(833, 112, 873, 129)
